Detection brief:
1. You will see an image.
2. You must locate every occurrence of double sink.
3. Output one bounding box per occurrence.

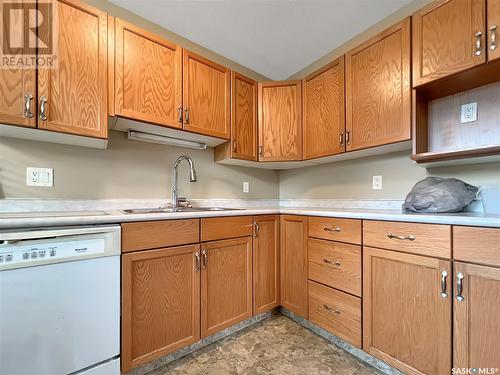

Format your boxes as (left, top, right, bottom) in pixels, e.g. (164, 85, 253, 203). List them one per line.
(122, 207, 244, 214)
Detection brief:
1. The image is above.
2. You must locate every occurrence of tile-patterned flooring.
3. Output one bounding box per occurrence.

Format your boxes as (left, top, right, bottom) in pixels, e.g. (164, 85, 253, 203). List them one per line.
(149, 314, 381, 375)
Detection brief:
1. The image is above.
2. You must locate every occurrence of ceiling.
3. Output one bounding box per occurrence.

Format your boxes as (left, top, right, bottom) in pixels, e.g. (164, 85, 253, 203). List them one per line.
(110, 0, 412, 80)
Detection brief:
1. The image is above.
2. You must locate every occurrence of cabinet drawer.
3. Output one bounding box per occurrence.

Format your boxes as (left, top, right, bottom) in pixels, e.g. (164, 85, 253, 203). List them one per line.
(308, 280, 361, 347)
(309, 217, 361, 245)
(122, 219, 200, 253)
(363, 220, 451, 258)
(454, 226, 500, 267)
(308, 239, 361, 296)
(201, 216, 253, 242)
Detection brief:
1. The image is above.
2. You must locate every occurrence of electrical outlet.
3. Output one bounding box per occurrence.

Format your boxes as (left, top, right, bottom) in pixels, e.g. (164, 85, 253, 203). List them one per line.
(461, 102, 477, 123)
(243, 181, 250, 193)
(27, 168, 53, 187)
(373, 176, 383, 190)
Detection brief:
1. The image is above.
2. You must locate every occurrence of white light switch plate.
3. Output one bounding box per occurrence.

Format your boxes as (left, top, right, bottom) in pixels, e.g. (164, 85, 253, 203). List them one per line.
(27, 167, 53, 187)
(243, 181, 250, 193)
(461, 102, 477, 123)
(373, 176, 383, 190)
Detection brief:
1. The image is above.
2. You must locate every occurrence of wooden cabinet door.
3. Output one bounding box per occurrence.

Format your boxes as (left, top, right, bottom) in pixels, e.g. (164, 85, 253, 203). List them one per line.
(258, 81, 302, 161)
(488, 0, 500, 61)
(231, 72, 257, 160)
(303, 57, 345, 159)
(280, 215, 308, 318)
(201, 237, 252, 338)
(115, 18, 182, 128)
(121, 245, 201, 372)
(413, 0, 486, 86)
(37, 0, 108, 138)
(346, 18, 411, 151)
(363, 247, 452, 375)
(253, 215, 280, 314)
(183, 50, 230, 139)
(454, 262, 500, 369)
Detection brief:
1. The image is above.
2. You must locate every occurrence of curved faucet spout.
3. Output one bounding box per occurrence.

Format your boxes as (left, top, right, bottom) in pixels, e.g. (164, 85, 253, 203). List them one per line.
(172, 156, 197, 207)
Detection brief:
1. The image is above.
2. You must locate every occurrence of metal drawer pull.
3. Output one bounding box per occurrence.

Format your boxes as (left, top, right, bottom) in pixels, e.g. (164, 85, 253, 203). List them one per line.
(491, 25, 497, 51)
(232, 140, 237, 152)
(254, 222, 259, 237)
(345, 130, 351, 145)
(24, 93, 34, 118)
(202, 250, 208, 269)
(323, 227, 341, 233)
(323, 259, 341, 267)
(258, 145, 263, 157)
(323, 304, 341, 314)
(39, 96, 47, 121)
(440, 270, 448, 298)
(194, 252, 200, 272)
(177, 106, 183, 123)
(456, 272, 464, 302)
(184, 108, 189, 124)
(339, 132, 344, 146)
(475, 31, 483, 56)
(387, 233, 416, 241)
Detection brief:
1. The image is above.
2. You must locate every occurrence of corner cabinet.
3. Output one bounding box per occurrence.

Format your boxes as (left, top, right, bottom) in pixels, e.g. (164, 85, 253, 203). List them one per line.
(345, 17, 411, 151)
(258, 81, 302, 161)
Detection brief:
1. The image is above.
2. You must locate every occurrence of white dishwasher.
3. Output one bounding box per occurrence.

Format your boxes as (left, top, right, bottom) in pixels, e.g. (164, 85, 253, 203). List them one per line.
(0, 225, 121, 375)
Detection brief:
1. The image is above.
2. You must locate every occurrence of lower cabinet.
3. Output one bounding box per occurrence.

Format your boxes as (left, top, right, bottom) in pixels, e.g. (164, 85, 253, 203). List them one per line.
(253, 215, 280, 314)
(121, 245, 201, 372)
(363, 247, 452, 375)
(201, 237, 253, 338)
(454, 262, 500, 369)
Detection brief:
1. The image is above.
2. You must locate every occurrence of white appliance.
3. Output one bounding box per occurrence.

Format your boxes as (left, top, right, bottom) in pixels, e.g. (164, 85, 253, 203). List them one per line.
(0, 225, 121, 375)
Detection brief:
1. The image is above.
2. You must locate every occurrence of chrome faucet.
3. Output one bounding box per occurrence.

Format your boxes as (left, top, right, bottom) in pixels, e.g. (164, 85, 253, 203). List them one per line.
(171, 156, 197, 207)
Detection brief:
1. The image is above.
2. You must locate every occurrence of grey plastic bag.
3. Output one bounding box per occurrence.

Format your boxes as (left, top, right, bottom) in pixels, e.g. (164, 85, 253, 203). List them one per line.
(402, 177, 479, 213)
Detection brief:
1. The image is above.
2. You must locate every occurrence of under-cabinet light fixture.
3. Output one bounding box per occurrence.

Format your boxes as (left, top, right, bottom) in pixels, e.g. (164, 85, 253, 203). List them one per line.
(127, 130, 208, 150)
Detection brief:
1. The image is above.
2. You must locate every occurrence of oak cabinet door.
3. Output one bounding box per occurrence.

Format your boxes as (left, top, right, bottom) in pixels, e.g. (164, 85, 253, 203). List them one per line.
(183, 50, 230, 139)
(258, 81, 302, 161)
(413, 0, 486, 86)
(115, 18, 182, 128)
(454, 262, 500, 369)
(121, 245, 201, 373)
(253, 215, 280, 314)
(37, 0, 108, 138)
(231, 72, 257, 161)
(346, 18, 411, 151)
(280, 215, 308, 318)
(363, 247, 452, 375)
(303, 57, 345, 159)
(488, 0, 500, 61)
(201, 237, 253, 338)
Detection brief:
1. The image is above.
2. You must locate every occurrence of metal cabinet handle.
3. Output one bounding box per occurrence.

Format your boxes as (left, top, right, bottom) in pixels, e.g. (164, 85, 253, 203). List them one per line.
(202, 249, 208, 269)
(339, 132, 344, 146)
(232, 139, 237, 152)
(323, 227, 341, 233)
(345, 130, 351, 145)
(258, 145, 263, 157)
(24, 94, 34, 118)
(491, 25, 497, 51)
(184, 108, 189, 124)
(456, 272, 464, 302)
(194, 252, 200, 272)
(39, 96, 47, 121)
(177, 106, 183, 123)
(475, 31, 483, 56)
(387, 233, 416, 241)
(323, 304, 341, 315)
(323, 259, 341, 267)
(440, 270, 448, 298)
(254, 222, 259, 237)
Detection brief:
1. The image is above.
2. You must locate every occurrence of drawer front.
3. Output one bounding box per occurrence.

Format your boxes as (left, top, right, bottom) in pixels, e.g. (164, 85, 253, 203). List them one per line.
(201, 216, 253, 242)
(308, 238, 361, 296)
(309, 217, 361, 245)
(122, 219, 200, 253)
(308, 280, 361, 347)
(454, 226, 500, 267)
(363, 220, 451, 258)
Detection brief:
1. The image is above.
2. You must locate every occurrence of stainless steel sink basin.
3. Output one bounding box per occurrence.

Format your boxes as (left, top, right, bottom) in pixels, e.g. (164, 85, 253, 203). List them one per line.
(122, 207, 244, 214)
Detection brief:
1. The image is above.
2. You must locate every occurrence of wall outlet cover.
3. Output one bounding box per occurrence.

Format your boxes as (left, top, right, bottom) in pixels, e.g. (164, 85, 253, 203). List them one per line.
(461, 102, 477, 123)
(27, 167, 53, 187)
(373, 175, 383, 190)
(243, 181, 250, 193)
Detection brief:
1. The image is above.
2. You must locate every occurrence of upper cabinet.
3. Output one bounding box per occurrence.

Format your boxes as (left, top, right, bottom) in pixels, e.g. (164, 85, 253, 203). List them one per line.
(303, 57, 345, 160)
(183, 50, 231, 139)
(413, 0, 486, 87)
(488, 0, 500, 62)
(258, 80, 302, 161)
(114, 19, 182, 128)
(346, 17, 411, 152)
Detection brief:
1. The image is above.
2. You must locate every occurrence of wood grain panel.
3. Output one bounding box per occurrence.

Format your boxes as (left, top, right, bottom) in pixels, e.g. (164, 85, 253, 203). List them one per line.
(280, 215, 308, 318)
(308, 216, 361, 245)
(454, 226, 500, 267)
(346, 18, 411, 151)
(231, 72, 257, 160)
(308, 280, 361, 347)
(201, 216, 253, 242)
(183, 50, 230, 139)
(253, 215, 280, 314)
(413, 0, 486, 87)
(107, 15, 115, 117)
(308, 239, 361, 296)
(38, 0, 108, 138)
(258, 81, 302, 161)
(121, 219, 200, 253)
(201, 237, 253, 338)
(121, 245, 200, 372)
(363, 247, 452, 375)
(363, 220, 451, 258)
(303, 57, 345, 159)
(488, 0, 500, 62)
(454, 262, 500, 370)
